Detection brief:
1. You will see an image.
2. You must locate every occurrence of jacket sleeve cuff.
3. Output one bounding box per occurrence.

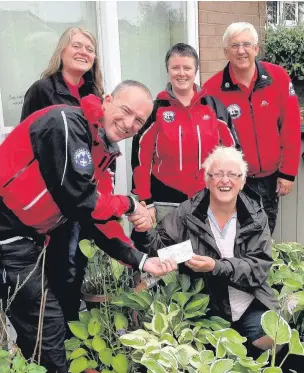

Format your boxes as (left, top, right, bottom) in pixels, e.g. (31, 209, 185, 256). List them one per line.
(212, 259, 222, 275)
(277, 172, 295, 182)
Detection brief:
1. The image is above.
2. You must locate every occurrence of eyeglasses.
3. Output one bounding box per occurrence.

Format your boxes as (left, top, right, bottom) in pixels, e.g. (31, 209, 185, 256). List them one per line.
(228, 42, 256, 51)
(207, 172, 243, 181)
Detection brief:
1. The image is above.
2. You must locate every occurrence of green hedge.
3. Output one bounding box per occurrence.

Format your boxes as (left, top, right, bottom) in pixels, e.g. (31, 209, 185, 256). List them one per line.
(264, 25, 304, 81)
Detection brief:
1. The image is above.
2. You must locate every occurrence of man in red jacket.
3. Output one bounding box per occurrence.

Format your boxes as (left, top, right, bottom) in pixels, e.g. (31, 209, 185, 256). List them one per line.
(203, 22, 301, 233)
(0, 80, 176, 372)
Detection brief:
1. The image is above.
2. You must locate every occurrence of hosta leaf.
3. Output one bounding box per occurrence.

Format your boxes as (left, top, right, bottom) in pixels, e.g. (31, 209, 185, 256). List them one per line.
(160, 332, 178, 346)
(256, 349, 270, 364)
(200, 350, 215, 364)
(221, 329, 247, 344)
(289, 329, 304, 355)
(87, 360, 98, 369)
(110, 258, 125, 281)
(178, 328, 194, 344)
(92, 335, 107, 352)
(157, 351, 178, 369)
(184, 308, 208, 319)
(78, 311, 91, 324)
(131, 350, 144, 363)
(152, 313, 168, 335)
(151, 301, 167, 314)
(69, 356, 88, 373)
(162, 282, 181, 299)
(178, 274, 191, 292)
(112, 353, 129, 373)
(191, 278, 205, 294)
(79, 239, 97, 258)
(263, 368, 283, 373)
(283, 279, 302, 291)
(99, 348, 112, 366)
(141, 357, 167, 373)
(185, 294, 210, 312)
(120, 333, 147, 349)
(68, 321, 89, 340)
(261, 310, 291, 344)
(176, 344, 198, 366)
(221, 337, 247, 358)
(65, 337, 82, 351)
(131, 329, 158, 340)
(171, 292, 192, 308)
(70, 348, 87, 360)
(83, 339, 92, 349)
(209, 316, 231, 328)
(88, 316, 102, 336)
(210, 358, 233, 373)
(215, 340, 226, 359)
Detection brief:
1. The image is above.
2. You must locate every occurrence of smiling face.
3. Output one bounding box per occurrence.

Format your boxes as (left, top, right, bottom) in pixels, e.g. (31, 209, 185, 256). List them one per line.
(207, 160, 244, 207)
(167, 54, 196, 94)
(224, 30, 259, 73)
(61, 32, 96, 77)
(102, 86, 153, 143)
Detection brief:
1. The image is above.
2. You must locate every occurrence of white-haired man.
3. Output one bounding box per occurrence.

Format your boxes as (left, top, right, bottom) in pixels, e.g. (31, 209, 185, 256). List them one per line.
(132, 146, 278, 359)
(202, 22, 301, 234)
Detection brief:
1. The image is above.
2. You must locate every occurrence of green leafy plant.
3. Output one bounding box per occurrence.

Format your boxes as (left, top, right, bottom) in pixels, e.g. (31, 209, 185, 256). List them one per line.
(66, 307, 133, 373)
(268, 242, 304, 335)
(264, 26, 304, 81)
(119, 274, 304, 373)
(0, 348, 47, 373)
(80, 239, 134, 299)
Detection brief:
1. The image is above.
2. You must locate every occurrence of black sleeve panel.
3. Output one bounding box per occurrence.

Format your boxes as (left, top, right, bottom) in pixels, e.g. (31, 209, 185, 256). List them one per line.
(30, 106, 98, 222)
(202, 95, 240, 149)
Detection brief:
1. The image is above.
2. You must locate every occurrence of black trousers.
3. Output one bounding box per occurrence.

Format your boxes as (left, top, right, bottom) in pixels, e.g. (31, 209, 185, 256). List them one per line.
(0, 238, 68, 373)
(246, 173, 279, 234)
(45, 221, 87, 326)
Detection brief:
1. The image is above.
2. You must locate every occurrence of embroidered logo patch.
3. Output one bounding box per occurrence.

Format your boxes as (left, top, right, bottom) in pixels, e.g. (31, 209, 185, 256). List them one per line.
(227, 104, 241, 119)
(163, 111, 175, 122)
(74, 148, 92, 168)
(289, 82, 296, 96)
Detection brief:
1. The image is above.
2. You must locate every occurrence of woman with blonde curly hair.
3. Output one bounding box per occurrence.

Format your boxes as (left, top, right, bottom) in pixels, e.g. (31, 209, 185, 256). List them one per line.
(20, 27, 104, 328)
(21, 26, 103, 120)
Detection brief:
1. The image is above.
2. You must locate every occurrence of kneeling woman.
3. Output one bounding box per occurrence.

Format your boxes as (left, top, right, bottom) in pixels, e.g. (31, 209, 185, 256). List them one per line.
(132, 146, 278, 358)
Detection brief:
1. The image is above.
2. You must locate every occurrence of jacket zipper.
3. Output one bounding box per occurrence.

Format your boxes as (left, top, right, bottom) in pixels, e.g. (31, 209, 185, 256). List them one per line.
(196, 125, 202, 170)
(179, 125, 183, 171)
(155, 133, 162, 173)
(249, 94, 262, 173)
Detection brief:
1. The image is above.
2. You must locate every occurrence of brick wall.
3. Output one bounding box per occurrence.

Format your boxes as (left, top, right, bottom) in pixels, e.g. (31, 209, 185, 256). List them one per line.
(198, 1, 267, 84)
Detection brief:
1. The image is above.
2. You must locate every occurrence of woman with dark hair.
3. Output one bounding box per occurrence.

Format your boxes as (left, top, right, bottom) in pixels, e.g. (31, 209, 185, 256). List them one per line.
(21, 26, 103, 120)
(132, 43, 238, 224)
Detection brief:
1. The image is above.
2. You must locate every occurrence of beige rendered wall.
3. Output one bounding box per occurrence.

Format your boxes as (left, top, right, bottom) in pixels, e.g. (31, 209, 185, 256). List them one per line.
(198, 1, 267, 84)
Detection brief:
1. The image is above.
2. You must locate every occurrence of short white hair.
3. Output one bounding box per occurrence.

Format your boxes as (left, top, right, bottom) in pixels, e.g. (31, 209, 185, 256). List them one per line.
(203, 146, 248, 183)
(223, 22, 259, 48)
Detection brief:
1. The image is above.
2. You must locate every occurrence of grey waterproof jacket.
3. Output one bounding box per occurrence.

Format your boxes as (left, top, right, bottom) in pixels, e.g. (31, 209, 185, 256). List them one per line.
(132, 186, 278, 320)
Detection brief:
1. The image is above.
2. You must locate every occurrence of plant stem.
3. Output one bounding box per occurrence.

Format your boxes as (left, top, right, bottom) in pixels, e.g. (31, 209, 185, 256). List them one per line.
(279, 352, 289, 368)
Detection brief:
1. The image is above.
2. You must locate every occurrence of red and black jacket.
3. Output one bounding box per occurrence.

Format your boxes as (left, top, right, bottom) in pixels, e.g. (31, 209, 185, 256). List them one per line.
(131, 86, 238, 205)
(203, 61, 301, 180)
(0, 96, 143, 268)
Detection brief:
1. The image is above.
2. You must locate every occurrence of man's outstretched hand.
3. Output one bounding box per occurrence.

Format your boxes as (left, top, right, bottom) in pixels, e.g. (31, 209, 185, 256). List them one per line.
(143, 257, 177, 276)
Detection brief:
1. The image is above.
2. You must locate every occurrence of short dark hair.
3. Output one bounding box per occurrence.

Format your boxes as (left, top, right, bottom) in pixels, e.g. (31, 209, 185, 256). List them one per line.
(165, 43, 199, 72)
(111, 80, 153, 100)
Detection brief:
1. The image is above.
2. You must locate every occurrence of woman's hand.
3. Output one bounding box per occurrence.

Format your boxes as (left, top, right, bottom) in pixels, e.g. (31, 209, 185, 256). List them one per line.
(185, 255, 216, 273)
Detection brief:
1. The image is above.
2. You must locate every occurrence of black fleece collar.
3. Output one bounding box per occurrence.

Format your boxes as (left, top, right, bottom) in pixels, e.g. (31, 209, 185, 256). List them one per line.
(192, 185, 262, 229)
(221, 60, 272, 92)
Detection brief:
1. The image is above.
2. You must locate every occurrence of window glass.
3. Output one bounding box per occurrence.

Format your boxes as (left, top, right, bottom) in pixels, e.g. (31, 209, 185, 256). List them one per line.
(117, 1, 188, 193)
(0, 1, 97, 129)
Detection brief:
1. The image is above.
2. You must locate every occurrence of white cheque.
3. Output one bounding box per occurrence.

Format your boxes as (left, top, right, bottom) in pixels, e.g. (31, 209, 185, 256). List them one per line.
(157, 239, 194, 264)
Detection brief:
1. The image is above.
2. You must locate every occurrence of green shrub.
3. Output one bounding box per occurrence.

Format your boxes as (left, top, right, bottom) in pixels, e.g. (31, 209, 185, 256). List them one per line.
(264, 26, 304, 81)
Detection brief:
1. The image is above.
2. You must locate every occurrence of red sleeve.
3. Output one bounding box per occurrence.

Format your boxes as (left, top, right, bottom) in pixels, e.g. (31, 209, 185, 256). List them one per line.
(131, 110, 159, 203)
(277, 70, 301, 180)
